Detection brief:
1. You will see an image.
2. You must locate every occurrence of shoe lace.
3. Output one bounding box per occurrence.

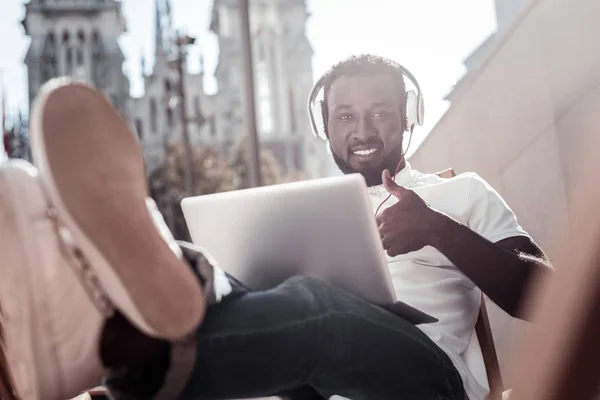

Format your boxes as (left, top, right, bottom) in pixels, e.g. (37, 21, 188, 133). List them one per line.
(45, 206, 115, 318)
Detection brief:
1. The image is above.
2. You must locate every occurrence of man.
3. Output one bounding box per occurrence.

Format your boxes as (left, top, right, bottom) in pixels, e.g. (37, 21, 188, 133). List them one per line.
(0, 56, 548, 400)
(319, 54, 552, 399)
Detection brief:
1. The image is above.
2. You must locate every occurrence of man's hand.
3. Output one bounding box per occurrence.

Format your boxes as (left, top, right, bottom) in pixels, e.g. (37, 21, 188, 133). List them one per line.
(376, 169, 449, 257)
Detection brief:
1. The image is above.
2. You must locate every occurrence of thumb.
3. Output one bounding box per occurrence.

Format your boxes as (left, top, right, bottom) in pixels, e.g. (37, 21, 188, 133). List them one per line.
(382, 169, 409, 199)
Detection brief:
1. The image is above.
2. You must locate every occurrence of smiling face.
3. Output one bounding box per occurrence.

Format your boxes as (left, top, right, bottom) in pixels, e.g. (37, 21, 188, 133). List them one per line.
(326, 73, 407, 186)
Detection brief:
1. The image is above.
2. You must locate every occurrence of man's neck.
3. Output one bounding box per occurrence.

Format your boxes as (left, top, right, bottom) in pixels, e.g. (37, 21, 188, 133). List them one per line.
(363, 159, 407, 187)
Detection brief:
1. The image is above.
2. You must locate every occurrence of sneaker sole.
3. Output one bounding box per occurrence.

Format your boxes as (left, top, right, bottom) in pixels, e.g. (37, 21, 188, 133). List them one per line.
(30, 80, 205, 340)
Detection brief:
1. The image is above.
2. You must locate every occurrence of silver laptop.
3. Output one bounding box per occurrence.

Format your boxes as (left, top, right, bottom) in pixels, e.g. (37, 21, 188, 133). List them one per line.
(181, 174, 436, 324)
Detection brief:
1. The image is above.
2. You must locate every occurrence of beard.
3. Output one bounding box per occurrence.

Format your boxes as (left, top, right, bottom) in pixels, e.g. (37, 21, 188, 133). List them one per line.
(330, 142, 405, 187)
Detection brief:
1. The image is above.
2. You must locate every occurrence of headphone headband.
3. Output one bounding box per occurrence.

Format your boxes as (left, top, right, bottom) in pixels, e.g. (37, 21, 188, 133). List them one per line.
(307, 60, 425, 140)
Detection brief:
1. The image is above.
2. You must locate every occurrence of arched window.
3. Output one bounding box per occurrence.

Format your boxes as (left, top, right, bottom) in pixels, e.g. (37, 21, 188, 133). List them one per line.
(91, 30, 106, 87)
(76, 30, 85, 66)
(63, 30, 72, 74)
(164, 79, 174, 128)
(42, 31, 58, 82)
(135, 119, 144, 141)
(166, 106, 174, 128)
(46, 31, 56, 54)
(149, 98, 158, 134)
(91, 30, 103, 58)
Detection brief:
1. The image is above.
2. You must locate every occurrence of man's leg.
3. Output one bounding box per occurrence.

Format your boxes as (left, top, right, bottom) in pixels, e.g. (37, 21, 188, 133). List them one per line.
(179, 276, 465, 400)
(282, 385, 327, 400)
(181, 250, 327, 400)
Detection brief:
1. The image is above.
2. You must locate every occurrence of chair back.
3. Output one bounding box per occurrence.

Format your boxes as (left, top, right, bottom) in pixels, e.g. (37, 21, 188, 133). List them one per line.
(436, 168, 504, 400)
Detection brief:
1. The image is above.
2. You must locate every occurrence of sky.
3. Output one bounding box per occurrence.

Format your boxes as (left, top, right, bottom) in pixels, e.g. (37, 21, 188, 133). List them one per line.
(0, 0, 497, 149)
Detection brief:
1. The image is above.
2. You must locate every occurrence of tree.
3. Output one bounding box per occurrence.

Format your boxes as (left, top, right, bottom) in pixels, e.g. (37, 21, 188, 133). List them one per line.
(148, 138, 305, 240)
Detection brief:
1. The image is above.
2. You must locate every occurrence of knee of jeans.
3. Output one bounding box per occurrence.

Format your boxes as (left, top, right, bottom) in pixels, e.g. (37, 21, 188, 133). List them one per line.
(283, 275, 328, 291)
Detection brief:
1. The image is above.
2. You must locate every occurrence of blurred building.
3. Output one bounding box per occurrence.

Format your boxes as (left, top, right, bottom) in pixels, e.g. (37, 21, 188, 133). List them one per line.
(22, 0, 131, 116)
(20, 0, 331, 178)
(445, 0, 527, 102)
(129, 0, 212, 172)
(209, 0, 328, 179)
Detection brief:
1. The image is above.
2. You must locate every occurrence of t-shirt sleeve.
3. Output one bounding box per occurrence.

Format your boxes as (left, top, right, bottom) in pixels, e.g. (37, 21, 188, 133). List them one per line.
(467, 173, 530, 243)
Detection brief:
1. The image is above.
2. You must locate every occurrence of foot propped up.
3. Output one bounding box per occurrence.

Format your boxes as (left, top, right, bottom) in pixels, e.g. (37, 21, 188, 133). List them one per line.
(29, 79, 205, 341)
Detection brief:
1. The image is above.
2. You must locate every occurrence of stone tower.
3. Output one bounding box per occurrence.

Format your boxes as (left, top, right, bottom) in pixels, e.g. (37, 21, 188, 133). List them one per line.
(22, 0, 130, 117)
(210, 0, 330, 178)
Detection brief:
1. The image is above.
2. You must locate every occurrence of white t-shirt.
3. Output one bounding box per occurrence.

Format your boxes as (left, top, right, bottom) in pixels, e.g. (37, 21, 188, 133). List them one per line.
(367, 162, 530, 400)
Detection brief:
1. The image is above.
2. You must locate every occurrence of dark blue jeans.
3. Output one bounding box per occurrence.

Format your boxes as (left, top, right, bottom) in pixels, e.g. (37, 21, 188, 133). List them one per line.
(173, 275, 465, 400)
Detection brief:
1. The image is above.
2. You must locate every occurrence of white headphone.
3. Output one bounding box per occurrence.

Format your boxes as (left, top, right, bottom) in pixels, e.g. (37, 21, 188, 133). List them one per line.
(307, 61, 425, 140)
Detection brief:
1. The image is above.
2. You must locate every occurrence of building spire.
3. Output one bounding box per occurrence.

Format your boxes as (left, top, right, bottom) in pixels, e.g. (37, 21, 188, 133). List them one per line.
(154, 0, 164, 56)
(154, 0, 174, 57)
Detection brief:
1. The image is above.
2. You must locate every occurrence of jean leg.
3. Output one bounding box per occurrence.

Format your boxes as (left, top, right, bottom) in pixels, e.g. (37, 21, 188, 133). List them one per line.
(280, 385, 327, 400)
(179, 276, 465, 400)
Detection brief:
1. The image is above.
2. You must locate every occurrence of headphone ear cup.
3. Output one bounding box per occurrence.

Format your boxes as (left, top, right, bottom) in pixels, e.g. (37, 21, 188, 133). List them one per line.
(311, 99, 328, 140)
(405, 90, 418, 130)
(417, 92, 425, 126)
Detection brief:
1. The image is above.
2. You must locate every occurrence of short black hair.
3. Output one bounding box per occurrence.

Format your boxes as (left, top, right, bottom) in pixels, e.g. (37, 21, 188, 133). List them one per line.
(320, 54, 408, 134)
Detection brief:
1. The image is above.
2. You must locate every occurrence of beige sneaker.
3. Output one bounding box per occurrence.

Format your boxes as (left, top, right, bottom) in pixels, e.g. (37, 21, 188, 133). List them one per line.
(0, 160, 105, 400)
(29, 79, 205, 340)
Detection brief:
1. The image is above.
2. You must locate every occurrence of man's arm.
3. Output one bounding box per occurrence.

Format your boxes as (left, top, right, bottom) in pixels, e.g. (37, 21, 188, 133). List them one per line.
(378, 169, 553, 320)
(431, 219, 552, 319)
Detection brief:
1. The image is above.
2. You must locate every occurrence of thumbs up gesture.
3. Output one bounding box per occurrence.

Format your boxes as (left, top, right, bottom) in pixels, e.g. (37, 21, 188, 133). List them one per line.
(376, 169, 449, 257)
